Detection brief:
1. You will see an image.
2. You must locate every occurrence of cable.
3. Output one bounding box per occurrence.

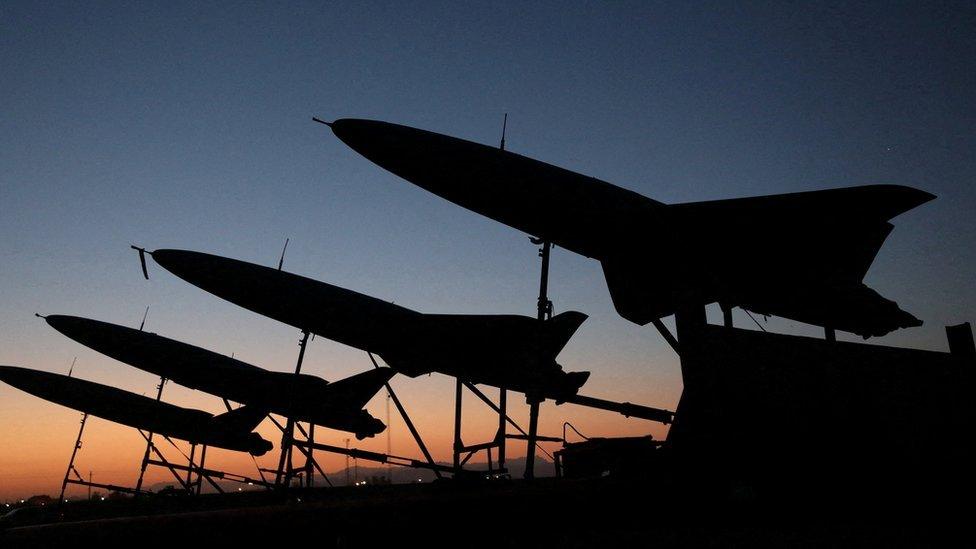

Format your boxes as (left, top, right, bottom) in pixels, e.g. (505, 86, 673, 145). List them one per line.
(562, 422, 589, 443)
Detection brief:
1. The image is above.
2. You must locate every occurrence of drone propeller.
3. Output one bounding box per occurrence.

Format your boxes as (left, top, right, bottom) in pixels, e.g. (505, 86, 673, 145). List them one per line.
(130, 245, 150, 279)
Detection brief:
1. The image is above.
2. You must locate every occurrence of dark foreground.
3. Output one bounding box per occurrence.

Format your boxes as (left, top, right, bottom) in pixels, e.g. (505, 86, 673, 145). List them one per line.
(2, 478, 967, 548)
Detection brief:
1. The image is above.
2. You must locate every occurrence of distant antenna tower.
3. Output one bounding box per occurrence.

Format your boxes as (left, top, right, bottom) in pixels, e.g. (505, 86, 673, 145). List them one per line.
(67, 357, 77, 377)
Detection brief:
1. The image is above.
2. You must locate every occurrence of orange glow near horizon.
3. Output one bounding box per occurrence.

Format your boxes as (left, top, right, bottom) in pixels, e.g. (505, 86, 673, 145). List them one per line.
(0, 352, 680, 501)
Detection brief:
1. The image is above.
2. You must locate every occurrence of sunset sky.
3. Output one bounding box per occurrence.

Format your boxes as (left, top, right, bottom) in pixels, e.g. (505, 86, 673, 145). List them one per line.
(1, 2, 973, 501)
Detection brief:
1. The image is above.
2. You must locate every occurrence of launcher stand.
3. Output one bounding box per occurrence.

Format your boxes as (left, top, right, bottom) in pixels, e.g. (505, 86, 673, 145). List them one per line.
(451, 380, 561, 478)
(273, 330, 313, 488)
(452, 378, 512, 476)
(524, 239, 553, 479)
(56, 409, 268, 505)
(57, 413, 151, 507)
(125, 375, 275, 494)
(267, 328, 449, 487)
(135, 376, 167, 493)
(140, 429, 273, 493)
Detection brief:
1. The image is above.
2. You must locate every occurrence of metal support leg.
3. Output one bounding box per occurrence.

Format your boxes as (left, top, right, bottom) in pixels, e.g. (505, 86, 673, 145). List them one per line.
(525, 238, 552, 480)
(287, 432, 296, 483)
(59, 413, 88, 504)
(135, 377, 166, 494)
(196, 445, 208, 495)
(275, 419, 295, 487)
(368, 352, 442, 478)
(186, 443, 196, 491)
(461, 381, 553, 460)
(497, 388, 507, 472)
(137, 430, 191, 491)
(306, 423, 315, 487)
(453, 378, 463, 473)
(288, 438, 332, 487)
(276, 330, 310, 487)
(675, 306, 707, 345)
(524, 398, 540, 480)
(651, 318, 681, 355)
(721, 304, 734, 328)
(536, 240, 552, 319)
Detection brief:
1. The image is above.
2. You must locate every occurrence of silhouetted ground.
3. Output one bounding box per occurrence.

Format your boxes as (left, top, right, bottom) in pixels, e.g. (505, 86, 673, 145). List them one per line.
(2, 478, 966, 547)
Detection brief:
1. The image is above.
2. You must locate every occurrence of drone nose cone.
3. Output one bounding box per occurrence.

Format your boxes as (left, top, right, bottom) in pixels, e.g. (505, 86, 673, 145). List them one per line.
(328, 117, 355, 133)
(44, 314, 69, 331)
(44, 314, 85, 335)
(328, 117, 372, 136)
(150, 248, 190, 271)
(329, 118, 383, 150)
(151, 249, 220, 283)
(329, 118, 432, 162)
(0, 365, 22, 381)
(0, 365, 38, 388)
(45, 315, 111, 346)
(328, 118, 505, 205)
(152, 249, 256, 298)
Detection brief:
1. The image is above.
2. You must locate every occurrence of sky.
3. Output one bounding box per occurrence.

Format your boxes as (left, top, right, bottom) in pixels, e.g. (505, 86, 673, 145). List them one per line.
(1, 1, 974, 501)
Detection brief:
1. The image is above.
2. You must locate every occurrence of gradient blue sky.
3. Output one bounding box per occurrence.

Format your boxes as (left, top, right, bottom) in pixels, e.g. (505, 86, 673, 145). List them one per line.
(1, 1, 973, 499)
